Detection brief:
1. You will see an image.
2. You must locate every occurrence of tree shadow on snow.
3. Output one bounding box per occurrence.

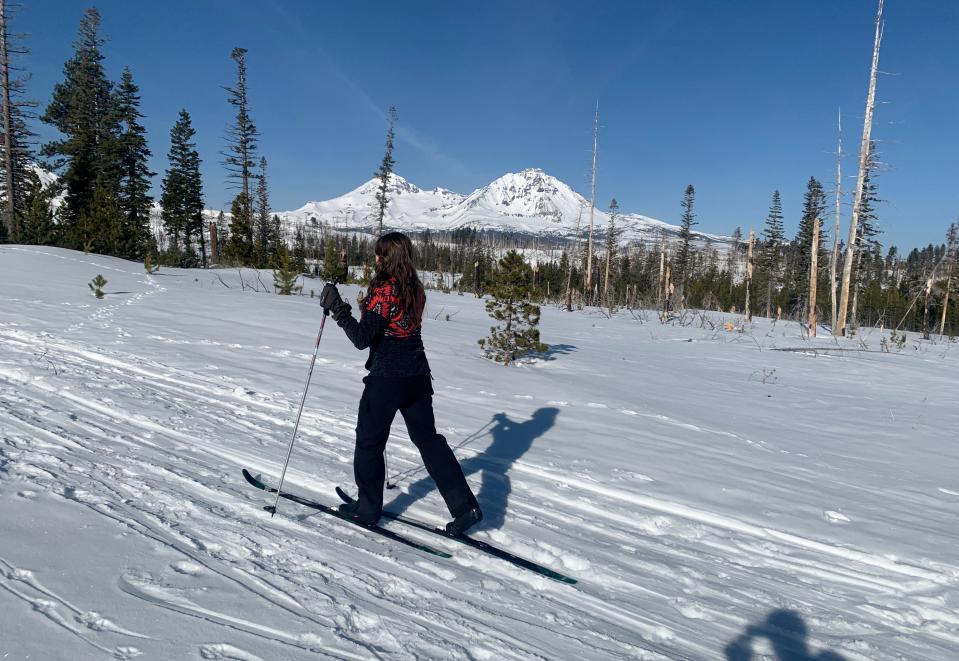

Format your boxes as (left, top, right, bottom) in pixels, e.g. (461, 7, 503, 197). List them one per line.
(385, 407, 560, 531)
(533, 343, 577, 361)
(725, 609, 847, 661)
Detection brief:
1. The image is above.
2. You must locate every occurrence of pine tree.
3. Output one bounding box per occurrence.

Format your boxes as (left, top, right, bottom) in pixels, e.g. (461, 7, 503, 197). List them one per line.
(761, 190, 785, 318)
(793, 177, 827, 310)
(17, 169, 55, 244)
(111, 67, 154, 259)
(603, 197, 620, 310)
(269, 213, 282, 261)
(253, 157, 271, 267)
(320, 239, 346, 281)
(223, 47, 258, 264)
(0, 0, 37, 241)
(41, 8, 119, 250)
(850, 142, 882, 326)
(292, 226, 307, 274)
(273, 245, 302, 295)
(478, 250, 548, 365)
(675, 184, 697, 295)
(373, 106, 396, 236)
(160, 110, 204, 266)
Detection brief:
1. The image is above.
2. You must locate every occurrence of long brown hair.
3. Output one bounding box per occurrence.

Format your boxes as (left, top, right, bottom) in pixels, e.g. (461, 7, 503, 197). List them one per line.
(369, 232, 425, 328)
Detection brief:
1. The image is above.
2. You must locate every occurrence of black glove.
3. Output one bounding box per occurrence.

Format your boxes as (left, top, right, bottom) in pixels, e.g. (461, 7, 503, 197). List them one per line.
(331, 299, 353, 324)
(319, 284, 343, 316)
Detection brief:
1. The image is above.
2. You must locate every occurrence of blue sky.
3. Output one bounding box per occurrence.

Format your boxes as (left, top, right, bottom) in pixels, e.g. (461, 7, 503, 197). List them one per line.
(18, 1, 959, 250)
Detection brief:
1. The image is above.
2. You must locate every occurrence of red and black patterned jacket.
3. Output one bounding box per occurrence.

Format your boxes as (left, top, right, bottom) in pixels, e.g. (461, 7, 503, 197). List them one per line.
(335, 278, 430, 377)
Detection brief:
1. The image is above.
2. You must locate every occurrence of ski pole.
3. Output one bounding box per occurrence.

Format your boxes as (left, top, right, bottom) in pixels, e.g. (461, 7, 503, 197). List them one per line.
(267, 287, 335, 517)
(385, 453, 396, 490)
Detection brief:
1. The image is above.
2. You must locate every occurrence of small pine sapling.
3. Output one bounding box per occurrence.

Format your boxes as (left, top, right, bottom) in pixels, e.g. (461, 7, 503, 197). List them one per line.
(88, 274, 107, 299)
(273, 246, 303, 295)
(478, 250, 548, 365)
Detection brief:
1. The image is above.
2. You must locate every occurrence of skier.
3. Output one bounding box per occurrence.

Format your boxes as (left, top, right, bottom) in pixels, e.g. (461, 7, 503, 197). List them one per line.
(319, 232, 483, 535)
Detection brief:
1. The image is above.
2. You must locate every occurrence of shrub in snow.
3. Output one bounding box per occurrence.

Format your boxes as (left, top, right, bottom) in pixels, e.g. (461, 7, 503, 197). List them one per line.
(273, 247, 303, 295)
(478, 250, 547, 365)
(88, 274, 107, 299)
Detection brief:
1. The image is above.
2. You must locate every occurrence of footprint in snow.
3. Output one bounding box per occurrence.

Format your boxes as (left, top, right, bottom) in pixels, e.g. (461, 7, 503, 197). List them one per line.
(547, 400, 569, 407)
(586, 402, 608, 409)
(512, 394, 533, 400)
(170, 561, 202, 576)
(824, 510, 851, 524)
(199, 643, 264, 660)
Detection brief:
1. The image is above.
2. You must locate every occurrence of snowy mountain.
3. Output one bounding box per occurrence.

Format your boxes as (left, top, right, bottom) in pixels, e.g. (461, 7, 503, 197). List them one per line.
(218, 168, 731, 249)
(35, 163, 728, 250)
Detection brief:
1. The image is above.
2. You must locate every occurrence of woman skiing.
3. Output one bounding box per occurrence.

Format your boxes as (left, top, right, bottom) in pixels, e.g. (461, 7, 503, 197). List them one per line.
(319, 232, 483, 535)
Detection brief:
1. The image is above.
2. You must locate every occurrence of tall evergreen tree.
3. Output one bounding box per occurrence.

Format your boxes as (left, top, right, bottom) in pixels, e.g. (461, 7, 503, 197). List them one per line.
(161, 109, 203, 265)
(373, 105, 396, 236)
(675, 184, 696, 293)
(111, 67, 154, 259)
(292, 226, 307, 274)
(41, 8, 119, 250)
(603, 197, 620, 309)
(223, 47, 258, 264)
(793, 177, 827, 309)
(761, 190, 785, 318)
(254, 156, 271, 267)
(17, 169, 55, 245)
(850, 142, 882, 325)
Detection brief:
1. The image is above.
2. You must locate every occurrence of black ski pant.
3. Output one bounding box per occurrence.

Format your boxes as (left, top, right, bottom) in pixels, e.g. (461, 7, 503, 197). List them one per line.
(352, 374, 478, 519)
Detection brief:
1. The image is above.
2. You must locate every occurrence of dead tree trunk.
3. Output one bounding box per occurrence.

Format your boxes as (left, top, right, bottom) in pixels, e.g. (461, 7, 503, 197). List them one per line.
(0, 0, 14, 238)
(837, 0, 884, 336)
(941, 223, 958, 337)
(830, 108, 842, 331)
(808, 219, 820, 337)
(941, 274, 953, 338)
(658, 244, 666, 309)
(585, 102, 599, 300)
(745, 230, 755, 322)
(209, 221, 219, 265)
(565, 206, 583, 311)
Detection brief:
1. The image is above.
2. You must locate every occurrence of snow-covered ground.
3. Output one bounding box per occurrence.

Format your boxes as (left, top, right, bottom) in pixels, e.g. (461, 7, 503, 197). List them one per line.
(1, 245, 957, 660)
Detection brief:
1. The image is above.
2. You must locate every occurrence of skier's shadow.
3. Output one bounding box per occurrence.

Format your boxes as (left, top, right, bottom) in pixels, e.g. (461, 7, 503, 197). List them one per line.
(725, 610, 847, 661)
(386, 407, 559, 531)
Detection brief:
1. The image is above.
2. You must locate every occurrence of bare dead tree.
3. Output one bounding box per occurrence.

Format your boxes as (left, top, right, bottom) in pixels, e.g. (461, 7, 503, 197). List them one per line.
(837, 0, 884, 336)
(564, 204, 583, 311)
(830, 108, 843, 330)
(585, 101, 599, 298)
(0, 0, 13, 237)
(940, 222, 958, 337)
(745, 229, 755, 322)
(808, 218, 821, 337)
(0, 0, 34, 239)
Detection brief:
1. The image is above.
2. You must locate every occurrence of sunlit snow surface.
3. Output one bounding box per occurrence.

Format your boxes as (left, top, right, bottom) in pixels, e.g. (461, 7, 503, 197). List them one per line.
(1, 245, 957, 659)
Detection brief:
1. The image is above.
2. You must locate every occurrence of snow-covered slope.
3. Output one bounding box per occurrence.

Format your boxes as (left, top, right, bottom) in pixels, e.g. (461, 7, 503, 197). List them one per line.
(2, 245, 957, 659)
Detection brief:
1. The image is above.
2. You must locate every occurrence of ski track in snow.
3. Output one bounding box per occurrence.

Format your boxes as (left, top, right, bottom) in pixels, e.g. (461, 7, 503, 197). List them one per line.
(2, 246, 958, 659)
